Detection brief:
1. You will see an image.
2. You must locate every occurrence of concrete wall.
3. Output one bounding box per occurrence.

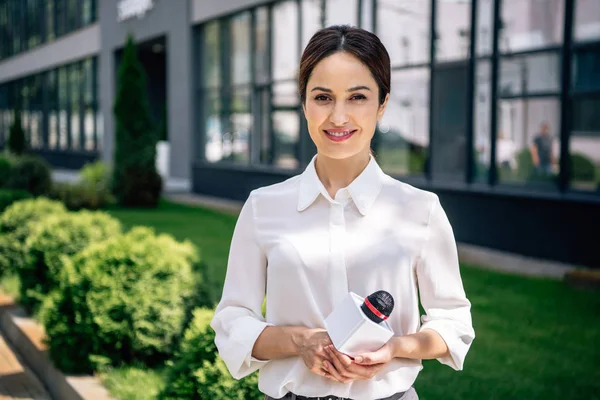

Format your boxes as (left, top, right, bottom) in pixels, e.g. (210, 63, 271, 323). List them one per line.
(99, 0, 192, 178)
(0, 24, 100, 84)
(191, 0, 272, 23)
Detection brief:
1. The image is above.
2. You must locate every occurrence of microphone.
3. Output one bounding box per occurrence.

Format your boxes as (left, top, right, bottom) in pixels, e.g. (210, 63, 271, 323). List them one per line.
(360, 290, 394, 324)
(325, 291, 395, 356)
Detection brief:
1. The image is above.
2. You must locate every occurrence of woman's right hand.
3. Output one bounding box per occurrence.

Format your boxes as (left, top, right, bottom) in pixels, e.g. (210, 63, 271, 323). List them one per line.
(293, 328, 350, 383)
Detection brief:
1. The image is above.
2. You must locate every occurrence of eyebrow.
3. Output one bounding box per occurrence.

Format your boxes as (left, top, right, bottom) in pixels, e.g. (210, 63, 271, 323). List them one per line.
(310, 85, 372, 93)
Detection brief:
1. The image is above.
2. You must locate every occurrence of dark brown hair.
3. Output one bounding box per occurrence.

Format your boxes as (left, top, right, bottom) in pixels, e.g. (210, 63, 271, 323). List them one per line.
(299, 25, 391, 105)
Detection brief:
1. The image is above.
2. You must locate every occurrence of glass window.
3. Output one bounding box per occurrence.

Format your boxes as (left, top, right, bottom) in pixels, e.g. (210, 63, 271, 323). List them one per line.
(231, 13, 251, 86)
(377, 0, 431, 66)
(499, 52, 560, 96)
(273, 1, 299, 81)
(477, 0, 494, 56)
(474, 61, 492, 182)
(326, 0, 358, 28)
(255, 7, 269, 84)
(574, 0, 600, 42)
(46, 0, 55, 41)
(302, 0, 323, 52)
(202, 22, 220, 88)
(203, 90, 224, 162)
(436, 0, 472, 62)
(360, 0, 374, 31)
(82, 0, 93, 25)
(70, 63, 81, 150)
(572, 48, 600, 93)
(67, 0, 79, 31)
(273, 81, 299, 107)
(570, 95, 600, 191)
(83, 58, 95, 151)
(497, 97, 561, 185)
(376, 68, 429, 176)
(272, 110, 300, 169)
(229, 88, 252, 163)
(58, 66, 68, 150)
(499, 0, 564, 53)
(47, 70, 58, 150)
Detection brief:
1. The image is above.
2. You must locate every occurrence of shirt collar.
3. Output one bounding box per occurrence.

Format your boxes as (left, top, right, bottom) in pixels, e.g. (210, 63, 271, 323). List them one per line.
(297, 154, 385, 215)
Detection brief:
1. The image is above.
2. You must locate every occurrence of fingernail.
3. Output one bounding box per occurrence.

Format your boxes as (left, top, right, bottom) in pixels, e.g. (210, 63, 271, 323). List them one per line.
(355, 356, 363, 363)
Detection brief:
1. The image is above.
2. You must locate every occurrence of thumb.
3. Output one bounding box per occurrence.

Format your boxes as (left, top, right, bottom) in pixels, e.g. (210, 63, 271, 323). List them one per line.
(353, 352, 381, 365)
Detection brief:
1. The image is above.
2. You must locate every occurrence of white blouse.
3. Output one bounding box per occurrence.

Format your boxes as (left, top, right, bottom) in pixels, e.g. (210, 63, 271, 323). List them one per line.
(211, 155, 475, 400)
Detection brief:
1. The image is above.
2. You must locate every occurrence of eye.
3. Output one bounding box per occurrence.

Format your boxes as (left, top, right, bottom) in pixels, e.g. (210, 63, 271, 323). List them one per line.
(314, 94, 331, 102)
(350, 94, 367, 101)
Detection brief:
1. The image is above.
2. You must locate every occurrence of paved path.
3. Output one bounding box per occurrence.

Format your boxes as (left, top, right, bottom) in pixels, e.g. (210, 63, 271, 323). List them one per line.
(0, 331, 51, 400)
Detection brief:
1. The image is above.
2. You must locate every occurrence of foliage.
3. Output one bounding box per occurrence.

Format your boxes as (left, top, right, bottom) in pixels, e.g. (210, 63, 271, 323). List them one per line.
(4, 155, 52, 196)
(0, 189, 32, 213)
(112, 34, 162, 207)
(39, 227, 197, 374)
(8, 108, 26, 155)
(19, 211, 121, 313)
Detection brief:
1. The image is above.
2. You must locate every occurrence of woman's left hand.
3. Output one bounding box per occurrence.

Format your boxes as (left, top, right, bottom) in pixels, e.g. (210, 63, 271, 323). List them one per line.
(322, 344, 393, 383)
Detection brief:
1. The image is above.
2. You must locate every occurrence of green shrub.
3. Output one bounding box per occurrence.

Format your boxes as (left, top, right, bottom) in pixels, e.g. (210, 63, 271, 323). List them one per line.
(194, 358, 262, 400)
(5, 156, 52, 196)
(19, 211, 121, 313)
(0, 198, 66, 275)
(160, 308, 217, 399)
(8, 109, 26, 155)
(0, 155, 15, 187)
(570, 153, 596, 182)
(39, 227, 198, 374)
(112, 35, 162, 207)
(160, 308, 261, 400)
(0, 189, 32, 213)
(50, 181, 115, 211)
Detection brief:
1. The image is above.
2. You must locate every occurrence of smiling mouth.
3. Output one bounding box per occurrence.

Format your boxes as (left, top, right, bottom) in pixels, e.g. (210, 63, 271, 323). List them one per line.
(324, 129, 357, 142)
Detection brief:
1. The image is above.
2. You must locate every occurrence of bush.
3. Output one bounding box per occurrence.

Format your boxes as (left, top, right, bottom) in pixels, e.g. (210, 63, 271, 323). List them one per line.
(39, 227, 198, 374)
(50, 181, 115, 211)
(0, 189, 32, 213)
(160, 308, 217, 399)
(160, 309, 261, 400)
(8, 109, 26, 155)
(5, 155, 52, 196)
(112, 35, 162, 207)
(570, 153, 596, 182)
(19, 211, 121, 313)
(0, 155, 15, 187)
(0, 198, 66, 275)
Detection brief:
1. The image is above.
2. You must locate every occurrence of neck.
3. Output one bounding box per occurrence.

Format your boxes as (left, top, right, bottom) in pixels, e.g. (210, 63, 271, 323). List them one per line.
(314, 150, 371, 198)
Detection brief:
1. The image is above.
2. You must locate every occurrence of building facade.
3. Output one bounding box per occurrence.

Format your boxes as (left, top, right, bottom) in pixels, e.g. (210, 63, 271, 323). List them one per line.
(0, 0, 599, 268)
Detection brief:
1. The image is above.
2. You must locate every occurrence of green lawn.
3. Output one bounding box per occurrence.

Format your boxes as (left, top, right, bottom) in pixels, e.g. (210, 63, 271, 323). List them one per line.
(2, 199, 598, 399)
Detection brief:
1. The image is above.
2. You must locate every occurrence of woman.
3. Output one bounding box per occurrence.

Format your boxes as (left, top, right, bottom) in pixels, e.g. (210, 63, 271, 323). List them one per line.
(211, 25, 475, 400)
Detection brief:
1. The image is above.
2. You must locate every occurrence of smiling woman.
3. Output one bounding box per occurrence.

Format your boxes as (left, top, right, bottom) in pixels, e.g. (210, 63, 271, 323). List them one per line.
(211, 25, 475, 400)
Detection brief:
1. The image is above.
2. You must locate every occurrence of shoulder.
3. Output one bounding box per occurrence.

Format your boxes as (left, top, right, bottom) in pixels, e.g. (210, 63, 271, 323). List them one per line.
(380, 173, 439, 210)
(246, 174, 302, 213)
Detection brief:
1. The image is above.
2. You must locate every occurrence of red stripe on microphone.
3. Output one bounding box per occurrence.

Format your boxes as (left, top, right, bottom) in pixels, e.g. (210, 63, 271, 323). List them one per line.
(364, 298, 388, 320)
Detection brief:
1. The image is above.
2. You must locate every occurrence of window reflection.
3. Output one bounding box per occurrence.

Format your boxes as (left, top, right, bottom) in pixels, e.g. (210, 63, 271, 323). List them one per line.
(302, 0, 323, 51)
(202, 22, 220, 88)
(273, 1, 298, 81)
(574, 0, 600, 42)
(273, 111, 300, 169)
(326, 0, 358, 28)
(477, 0, 494, 56)
(474, 61, 492, 182)
(570, 96, 600, 191)
(499, 52, 560, 96)
(436, 0, 471, 62)
(499, 0, 564, 53)
(231, 13, 251, 86)
(376, 68, 429, 175)
(497, 98, 561, 185)
(377, 0, 430, 66)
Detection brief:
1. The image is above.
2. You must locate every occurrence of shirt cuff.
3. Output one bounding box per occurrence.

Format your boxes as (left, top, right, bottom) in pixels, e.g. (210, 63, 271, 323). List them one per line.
(419, 319, 475, 371)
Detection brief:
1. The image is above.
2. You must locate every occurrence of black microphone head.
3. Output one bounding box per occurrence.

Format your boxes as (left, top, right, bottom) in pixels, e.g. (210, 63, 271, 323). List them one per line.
(360, 290, 395, 323)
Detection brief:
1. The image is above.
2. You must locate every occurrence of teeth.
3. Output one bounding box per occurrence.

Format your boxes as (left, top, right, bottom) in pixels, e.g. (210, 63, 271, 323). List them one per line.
(327, 130, 353, 137)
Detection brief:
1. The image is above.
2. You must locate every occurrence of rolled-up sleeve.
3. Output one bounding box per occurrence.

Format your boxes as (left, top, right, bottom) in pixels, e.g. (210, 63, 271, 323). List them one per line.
(416, 195, 475, 371)
(210, 191, 272, 379)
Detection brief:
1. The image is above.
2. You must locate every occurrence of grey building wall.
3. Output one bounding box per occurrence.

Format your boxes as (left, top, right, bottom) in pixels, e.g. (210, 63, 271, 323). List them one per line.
(191, 0, 272, 23)
(99, 0, 193, 179)
(0, 25, 100, 84)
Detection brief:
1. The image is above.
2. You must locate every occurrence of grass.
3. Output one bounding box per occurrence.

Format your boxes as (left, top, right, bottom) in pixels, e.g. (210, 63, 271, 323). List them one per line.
(2, 198, 598, 399)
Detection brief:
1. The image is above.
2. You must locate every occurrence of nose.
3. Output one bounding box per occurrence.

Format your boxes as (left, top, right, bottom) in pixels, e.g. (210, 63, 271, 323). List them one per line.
(329, 101, 349, 126)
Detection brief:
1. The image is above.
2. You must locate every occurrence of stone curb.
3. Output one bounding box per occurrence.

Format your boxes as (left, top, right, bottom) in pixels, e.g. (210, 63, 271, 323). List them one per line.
(0, 293, 113, 400)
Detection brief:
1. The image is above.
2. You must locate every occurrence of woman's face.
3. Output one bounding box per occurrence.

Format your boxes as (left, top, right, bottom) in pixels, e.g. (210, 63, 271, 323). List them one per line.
(303, 51, 389, 160)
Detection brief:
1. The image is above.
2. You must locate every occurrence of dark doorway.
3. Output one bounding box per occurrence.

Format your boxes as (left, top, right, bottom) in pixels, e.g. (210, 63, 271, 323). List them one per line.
(115, 36, 167, 141)
(431, 62, 469, 181)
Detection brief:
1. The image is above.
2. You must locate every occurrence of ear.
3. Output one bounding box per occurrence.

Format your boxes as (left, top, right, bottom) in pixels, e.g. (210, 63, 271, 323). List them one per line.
(377, 93, 390, 121)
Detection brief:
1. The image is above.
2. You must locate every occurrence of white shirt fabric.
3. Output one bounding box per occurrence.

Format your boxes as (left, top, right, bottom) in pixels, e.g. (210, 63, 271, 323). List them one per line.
(211, 155, 475, 400)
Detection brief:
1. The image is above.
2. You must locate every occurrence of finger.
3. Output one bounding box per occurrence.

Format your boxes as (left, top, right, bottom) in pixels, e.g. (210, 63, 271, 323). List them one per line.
(327, 346, 353, 369)
(324, 347, 355, 380)
(322, 359, 351, 383)
(353, 353, 380, 365)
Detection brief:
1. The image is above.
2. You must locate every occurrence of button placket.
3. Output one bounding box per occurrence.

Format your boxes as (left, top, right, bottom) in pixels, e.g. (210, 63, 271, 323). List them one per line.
(329, 201, 349, 306)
